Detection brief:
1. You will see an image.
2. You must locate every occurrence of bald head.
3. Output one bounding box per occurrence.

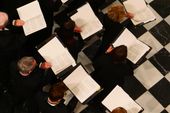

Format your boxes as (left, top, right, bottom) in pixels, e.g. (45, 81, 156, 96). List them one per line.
(0, 12, 8, 28)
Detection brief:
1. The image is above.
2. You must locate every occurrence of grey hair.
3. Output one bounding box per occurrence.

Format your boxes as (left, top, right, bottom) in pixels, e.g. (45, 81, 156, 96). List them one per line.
(17, 56, 36, 74)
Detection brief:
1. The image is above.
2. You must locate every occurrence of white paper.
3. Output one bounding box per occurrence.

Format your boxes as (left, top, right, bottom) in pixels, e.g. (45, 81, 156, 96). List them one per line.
(63, 65, 101, 103)
(71, 3, 103, 39)
(63, 90, 74, 105)
(61, 0, 68, 3)
(123, 0, 156, 25)
(38, 37, 76, 75)
(102, 85, 142, 113)
(112, 28, 150, 64)
(17, 1, 47, 36)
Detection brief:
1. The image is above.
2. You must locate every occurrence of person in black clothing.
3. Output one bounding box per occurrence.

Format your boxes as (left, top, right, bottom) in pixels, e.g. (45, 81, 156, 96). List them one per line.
(1, 0, 54, 47)
(81, 45, 133, 113)
(94, 5, 134, 59)
(35, 82, 69, 113)
(94, 13, 124, 59)
(9, 56, 52, 106)
(55, 19, 84, 60)
(86, 45, 134, 113)
(0, 11, 26, 86)
(92, 45, 134, 101)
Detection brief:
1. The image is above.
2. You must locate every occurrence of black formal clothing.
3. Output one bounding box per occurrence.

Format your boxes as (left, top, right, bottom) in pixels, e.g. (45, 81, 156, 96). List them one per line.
(35, 91, 68, 113)
(1, 0, 54, 47)
(0, 30, 26, 85)
(92, 53, 134, 103)
(0, 30, 26, 59)
(55, 27, 84, 60)
(9, 61, 55, 104)
(95, 14, 124, 58)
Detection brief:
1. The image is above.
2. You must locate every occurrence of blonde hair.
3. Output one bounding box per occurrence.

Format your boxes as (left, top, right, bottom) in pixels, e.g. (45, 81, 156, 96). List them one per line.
(107, 4, 126, 22)
(0, 12, 8, 27)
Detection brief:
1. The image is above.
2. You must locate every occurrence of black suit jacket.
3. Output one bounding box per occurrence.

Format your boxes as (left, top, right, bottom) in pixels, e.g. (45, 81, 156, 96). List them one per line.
(9, 61, 56, 103)
(1, 0, 54, 46)
(95, 14, 124, 57)
(92, 53, 134, 102)
(0, 30, 26, 61)
(35, 91, 68, 113)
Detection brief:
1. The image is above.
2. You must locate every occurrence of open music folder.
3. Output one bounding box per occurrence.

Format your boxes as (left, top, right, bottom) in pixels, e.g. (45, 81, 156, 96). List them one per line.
(17, 1, 47, 36)
(71, 3, 103, 39)
(102, 85, 143, 113)
(63, 65, 101, 103)
(123, 0, 156, 25)
(38, 36, 76, 75)
(112, 28, 151, 64)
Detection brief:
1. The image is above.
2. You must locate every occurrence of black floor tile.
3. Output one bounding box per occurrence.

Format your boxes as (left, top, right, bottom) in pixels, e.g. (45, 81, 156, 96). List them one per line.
(149, 78, 170, 107)
(149, 21, 170, 46)
(149, 48, 170, 75)
(161, 109, 169, 113)
(150, 0, 170, 18)
(122, 75, 147, 100)
(126, 24, 147, 38)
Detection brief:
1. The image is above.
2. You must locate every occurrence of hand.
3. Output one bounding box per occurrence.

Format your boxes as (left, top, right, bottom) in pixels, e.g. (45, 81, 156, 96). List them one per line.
(74, 26, 82, 33)
(40, 62, 51, 69)
(126, 12, 134, 19)
(13, 19, 25, 26)
(105, 45, 114, 54)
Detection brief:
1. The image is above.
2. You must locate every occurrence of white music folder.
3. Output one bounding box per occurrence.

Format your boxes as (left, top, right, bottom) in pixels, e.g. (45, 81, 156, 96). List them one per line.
(63, 65, 101, 103)
(71, 3, 103, 39)
(38, 37, 76, 75)
(17, 0, 47, 36)
(112, 28, 150, 64)
(123, 0, 156, 25)
(102, 85, 143, 113)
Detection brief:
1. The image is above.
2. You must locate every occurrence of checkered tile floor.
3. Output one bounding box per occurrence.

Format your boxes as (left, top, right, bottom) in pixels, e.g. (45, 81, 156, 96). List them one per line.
(115, 0, 170, 112)
(81, 0, 170, 112)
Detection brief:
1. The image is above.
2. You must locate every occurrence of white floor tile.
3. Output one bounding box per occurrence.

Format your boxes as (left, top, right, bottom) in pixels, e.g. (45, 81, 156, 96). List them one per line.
(165, 15, 170, 25)
(144, 5, 163, 30)
(165, 72, 170, 82)
(165, 43, 170, 53)
(74, 102, 88, 113)
(145, 0, 154, 4)
(134, 60, 164, 89)
(138, 32, 163, 59)
(136, 91, 164, 113)
(165, 105, 170, 112)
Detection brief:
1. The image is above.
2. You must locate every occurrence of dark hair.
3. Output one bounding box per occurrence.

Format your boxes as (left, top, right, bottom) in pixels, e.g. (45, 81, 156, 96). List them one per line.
(110, 45, 127, 62)
(48, 82, 67, 102)
(111, 107, 127, 113)
(63, 19, 75, 31)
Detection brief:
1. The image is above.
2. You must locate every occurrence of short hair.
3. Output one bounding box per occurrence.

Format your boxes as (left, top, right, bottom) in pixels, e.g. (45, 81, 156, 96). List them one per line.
(63, 19, 75, 31)
(48, 82, 67, 102)
(17, 56, 36, 74)
(110, 45, 127, 62)
(107, 4, 126, 22)
(0, 12, 8, 27)
(111, 107, 127, 113)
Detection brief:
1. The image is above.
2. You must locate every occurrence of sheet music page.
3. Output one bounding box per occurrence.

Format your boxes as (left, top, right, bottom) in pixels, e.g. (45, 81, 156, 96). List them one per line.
(71, 3, 103, 39)
(102, 85, 142, 113)
(38, 37, 76, 75)
(123, 0, 155, 25)
(112, 28, 150, 64)
(63, 65, 101, 103)
(61, 0, 68, 3)
(17, 1, 47, 36)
